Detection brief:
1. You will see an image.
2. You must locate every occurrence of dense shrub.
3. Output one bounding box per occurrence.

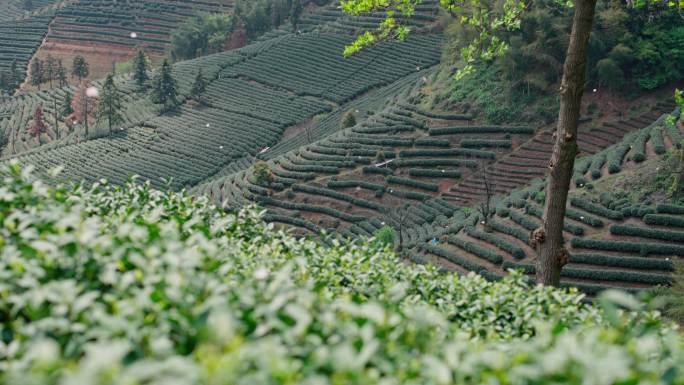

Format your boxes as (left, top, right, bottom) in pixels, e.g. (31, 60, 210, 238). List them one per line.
(465, 226, 526, 259)
(341, 110, 357, 128)
(565, 207, 604, 227)
(408, 168, 462, 178)
(387, 175, 439, 192)
(509, 210, 540, 231)
(449, 235, 504, 265)
(414, 138, 451, 147)
(589, 152, 607, 179)
(394, 158, 478, 168)
(657, 203, 684, 215)
(292, 184, 384, 211)
(362, 166, 394, 175)
(606, 137, 634, 174)
(399, 148, 496, 159)
(504, 262, 672, 285)
(644, 213, 684, 227)
(460, 139, 512, 148)
(570, 253, 674, 271)
(490, 220, 530, 243)
(631, 129, 650, 162)
(571, 237, 684, 256)
(610, 224, 684, 242)
(570, 197, 624, 220)
(428, 125, 534, 135)
(328, 179, 385, 191)
(2, 156, 684, 383)
(651, 127, 667, 154)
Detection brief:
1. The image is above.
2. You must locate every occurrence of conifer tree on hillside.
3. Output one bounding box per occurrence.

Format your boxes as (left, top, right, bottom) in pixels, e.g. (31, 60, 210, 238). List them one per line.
(72, 81, 97, 138)
(27, 105, 48, 137)
(290, 0, 302, 31)
(71, 55, 89, 82)
(56, 60, 67, 88)
(132, 50, 149, 89)
(96, 74, 124, 136)
(151, 59, 179, 111)
(44, 54, 58, 88)
(0, 72, 10, 93)
(190, 67, 207, 105)
(30, 59, 44, 90)
(10, 60, 19, 88)
(61, 90, 74, 118)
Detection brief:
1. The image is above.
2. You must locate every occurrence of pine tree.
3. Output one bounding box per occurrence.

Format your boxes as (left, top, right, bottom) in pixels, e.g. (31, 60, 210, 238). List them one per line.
(71, 55, 89, 82)
(44, 54, 58, 88)
(72, 81, 97, 138)
(23, 0, 33, 11)
(96, 74, 123, 135)
(190, 67, 207, 105)
(27, 105, 48, 137)
(290, 0, 302, 32)
(132, 50, 149, 89)
(10, 59, 19, 89)
(56, 60, 67, 88)
(0, 72, 9, 93)
(52, 93, 60, 139)
(151, 59, 179, 111)
(30, 59, 44, 90)
(61, 90, 74, 117)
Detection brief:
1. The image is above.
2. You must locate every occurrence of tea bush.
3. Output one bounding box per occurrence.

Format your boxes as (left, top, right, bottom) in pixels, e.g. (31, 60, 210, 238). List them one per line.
(1, 164, 682, 385)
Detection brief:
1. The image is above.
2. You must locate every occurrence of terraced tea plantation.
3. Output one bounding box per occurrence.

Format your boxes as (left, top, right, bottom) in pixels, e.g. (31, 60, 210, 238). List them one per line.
(297, 0, 440, 33)
(0, 0, 58, 22)
(46, 0, 234, 55)
(0, 14, 54, 85)
(199, 100, 537, 240)
(2, 31, 442, 191)
(201, 82, 683, 295)
(418, 111, 684, 294)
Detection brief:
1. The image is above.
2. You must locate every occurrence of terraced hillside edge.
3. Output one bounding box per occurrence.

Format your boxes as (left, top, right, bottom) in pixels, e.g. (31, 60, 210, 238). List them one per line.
(2, 31, 442, 191)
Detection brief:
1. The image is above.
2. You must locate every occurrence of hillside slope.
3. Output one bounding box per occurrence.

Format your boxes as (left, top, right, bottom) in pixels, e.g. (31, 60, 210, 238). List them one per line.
(2, 31, 442, 189)
(1, 163, 682, 384)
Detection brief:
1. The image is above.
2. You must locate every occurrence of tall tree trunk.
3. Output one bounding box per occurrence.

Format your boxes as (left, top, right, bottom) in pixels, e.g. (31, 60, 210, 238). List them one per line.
(535, 0, 597, 286)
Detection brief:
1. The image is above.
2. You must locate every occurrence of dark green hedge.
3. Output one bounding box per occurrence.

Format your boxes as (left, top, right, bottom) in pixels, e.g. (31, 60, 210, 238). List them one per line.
(657, 203, 684, 215)
(408, 168, 461, 178)
(328, 179, 385, 191)
(490, 220, 530, 243)
(362, 166, 394, 176)
(292, 184, 384, 211)
(387, 176, 439, 192)
(571, 237, 684, 256)
(394, 159, 478, 168)
(644, 213, 684, 227)
(509, 210, 540, 231)
(651, 127, 666, 154)
(399, 148, 496, 159)
(570, 197, 623, 220)
(610, 224, 684, 242)
(460, 139, 512, 148)
(570, 253, 674, 271)
(448, 236, 503, 265)
(258, 196, 365, 223)
(465, 226, 526, 259)
(424, 243, 487, 273)
(565, 207, 604, 227)
(414, 138, 451, 147)
(503, 261, 671, 285)
(429, 126, 534, 136)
